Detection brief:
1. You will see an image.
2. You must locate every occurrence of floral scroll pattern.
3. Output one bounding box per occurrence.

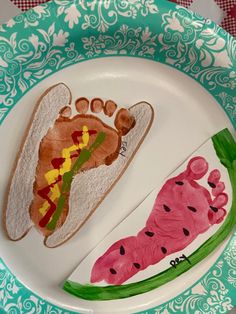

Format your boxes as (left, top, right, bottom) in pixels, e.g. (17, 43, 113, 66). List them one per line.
(82, 24, 157, 58)
(0, 259, 73, 314)
(0, 22, 83, 114)
(0, 4, 51, 31)
(150, 261, 234, 314)
(54, 0, 159, 31)
(157, 6, 236, 126)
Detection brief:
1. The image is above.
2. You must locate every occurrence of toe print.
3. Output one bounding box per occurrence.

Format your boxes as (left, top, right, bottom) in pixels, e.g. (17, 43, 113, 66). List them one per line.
(104, 100, 117, 117)
(59, 106, 72, 118)
(115, 108, 136, 136)
(75, 97, 89, 114)
(91, 98, 104, 113)
(208, 169, 221, 188)
(207, 168, 228, 224)
(91, 156, 229, 285)
(5, 83, 154, 246)
(208, 193, 228, 224)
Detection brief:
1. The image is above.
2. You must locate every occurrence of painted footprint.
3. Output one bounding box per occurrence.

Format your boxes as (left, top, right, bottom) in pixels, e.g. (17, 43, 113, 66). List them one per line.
(91, 156, 228, 285)
(5, 83, 154, 247)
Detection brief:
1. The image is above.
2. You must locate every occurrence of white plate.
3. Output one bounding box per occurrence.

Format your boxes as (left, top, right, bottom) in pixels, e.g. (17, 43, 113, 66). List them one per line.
(0, 57, 233, 313)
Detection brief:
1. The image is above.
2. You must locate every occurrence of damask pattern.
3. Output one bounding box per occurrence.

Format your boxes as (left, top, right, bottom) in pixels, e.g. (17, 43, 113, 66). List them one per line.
(0, 0, 236, 313)
(157, 7, 236, 125)
(82, 24, 158, 58)
(54, 0, 159, 31)
(0, 259, 74, 314)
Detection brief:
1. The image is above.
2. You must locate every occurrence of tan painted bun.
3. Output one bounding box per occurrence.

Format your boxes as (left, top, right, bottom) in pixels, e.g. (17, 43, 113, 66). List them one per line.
(4, 83, 72, 241)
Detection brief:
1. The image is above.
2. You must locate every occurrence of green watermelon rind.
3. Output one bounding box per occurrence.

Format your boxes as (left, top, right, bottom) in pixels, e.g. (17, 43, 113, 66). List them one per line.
(63, 128, 236, 301)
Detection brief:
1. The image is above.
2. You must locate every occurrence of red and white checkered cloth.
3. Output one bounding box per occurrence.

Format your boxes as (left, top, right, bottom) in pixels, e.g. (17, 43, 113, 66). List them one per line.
(11, 0, 236, 37)
(12, 0, 48, 10)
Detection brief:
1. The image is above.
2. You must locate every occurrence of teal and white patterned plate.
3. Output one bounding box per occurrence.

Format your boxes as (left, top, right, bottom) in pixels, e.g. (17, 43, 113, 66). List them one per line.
(0, 0, 236, 313)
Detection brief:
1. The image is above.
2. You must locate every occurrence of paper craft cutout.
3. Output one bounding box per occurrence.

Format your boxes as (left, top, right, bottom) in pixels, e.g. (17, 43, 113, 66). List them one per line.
(91, 156, 228, 285)
(4, 83, 154, 247)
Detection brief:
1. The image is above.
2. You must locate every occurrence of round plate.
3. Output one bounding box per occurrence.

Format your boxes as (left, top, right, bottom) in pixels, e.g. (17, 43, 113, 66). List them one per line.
(0, 1, 236, 313)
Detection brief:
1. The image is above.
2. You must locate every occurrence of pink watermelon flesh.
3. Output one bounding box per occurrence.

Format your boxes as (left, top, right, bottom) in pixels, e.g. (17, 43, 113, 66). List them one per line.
(91, 157, 228, 285)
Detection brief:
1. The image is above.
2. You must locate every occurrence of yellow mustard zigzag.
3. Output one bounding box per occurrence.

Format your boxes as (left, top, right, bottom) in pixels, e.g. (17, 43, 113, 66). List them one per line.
(39, 126, 90, 216)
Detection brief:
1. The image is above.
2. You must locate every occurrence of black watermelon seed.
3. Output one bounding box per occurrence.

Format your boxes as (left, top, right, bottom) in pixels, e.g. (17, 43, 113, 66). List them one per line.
(175, 181, 184, 185)
(120, 245, 125, 255)
(145, 231, 154, 237)
(210, 206, 218, 213)
(110, 268, 117, 274)
(133, 263, 141, 269)
(183, 228, 190, 236)
(161, 247, 167, 254)
(163, 204, 171, 212)
(208, 181, 216, 188)
(187, 206, 197, 213)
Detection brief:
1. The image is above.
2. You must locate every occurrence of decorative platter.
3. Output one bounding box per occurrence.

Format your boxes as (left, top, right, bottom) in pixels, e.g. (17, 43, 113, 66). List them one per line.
(0, 0, 236, 313)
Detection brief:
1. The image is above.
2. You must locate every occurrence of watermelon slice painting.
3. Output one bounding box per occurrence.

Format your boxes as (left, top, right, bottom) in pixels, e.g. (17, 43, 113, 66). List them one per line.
(63, 128, 236, 301)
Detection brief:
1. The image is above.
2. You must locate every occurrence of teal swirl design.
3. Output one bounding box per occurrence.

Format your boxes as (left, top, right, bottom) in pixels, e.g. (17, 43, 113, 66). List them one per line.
(81, 24, 158, 58)
(54, 0, 159, 31)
